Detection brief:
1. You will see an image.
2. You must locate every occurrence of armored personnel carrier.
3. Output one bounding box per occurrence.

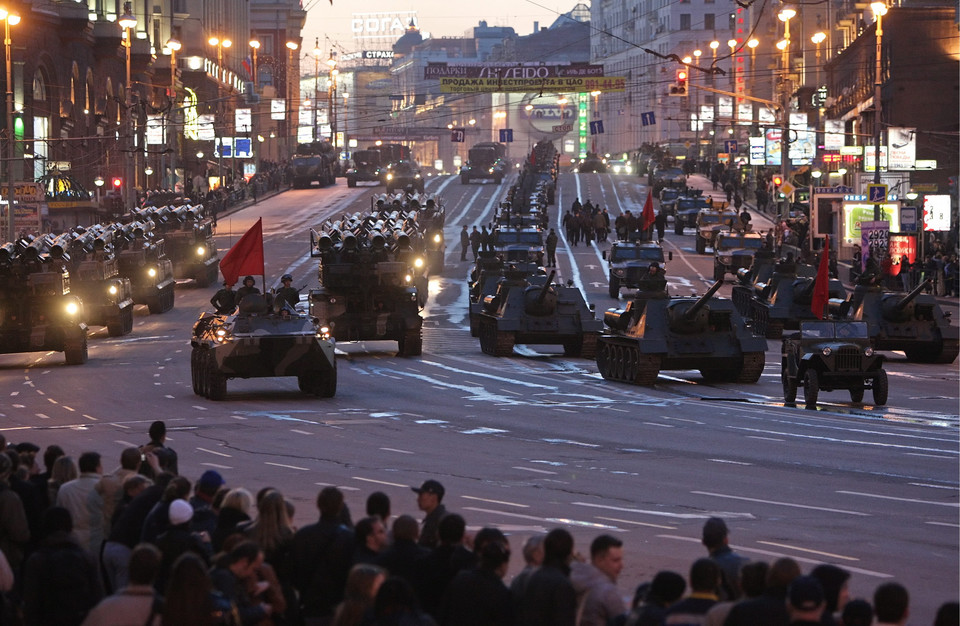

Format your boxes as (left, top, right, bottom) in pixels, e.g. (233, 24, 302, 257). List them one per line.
(0, 238, 88, 364)
(848, 280, 959, 364)
(477, 269, 601, 357)
(748, 262, 847, 339)
(48, 226, 134, 336)
(596, 278, 766, 386)
(133, 204, 219, 286)
(307, 225, 423, 356)
(114, 221, 176, 313)
(190, 295, 337, 400)
(603, 241, 671, 299)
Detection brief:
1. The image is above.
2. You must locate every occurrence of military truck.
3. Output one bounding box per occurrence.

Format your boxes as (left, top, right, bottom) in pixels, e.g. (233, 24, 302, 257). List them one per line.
(0, 238, 88, 364)
(114, 221, 176, 313)
(307, 224, 424, 356)
(492, 226, 545, 265)
(847, 280, 959, 364)
(290, 142, 337, 188)
(48, 227, 135, 337)
(694, 207, 739, 254)
(596, 278, 766, 386)
(190, 296, 337, 400)
(713, 232, 764, 281)
(133, 204, 219, 286)
(477, 269, 601, 357)
(781, 320, 887, 409)
(672, 192, 712, 235)
(460, 142, 507, 184)
(346, 149, 383, 187)
(603, 241, 672, 299)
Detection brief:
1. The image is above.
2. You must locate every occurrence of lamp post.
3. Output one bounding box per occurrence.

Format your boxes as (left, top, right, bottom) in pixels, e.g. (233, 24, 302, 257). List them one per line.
(248, 39, 260, 92)
(249, 39, 260, 171)
(165, 38, 181, 192)
(709, 40, 719, 86)
(777, 6, 796, 222)
(285, 41, 298, 156)
(208, 36, 231, 190)
(119, 4, 137, 211)
(870, 1, 887, 220)
(326, 51, 338, 148)
(312, 40, 321, 143)
(342, 92, 349, 150)
(811, 32, 826, 88)
(692, 49, 703, 159)
(0, 7, 18, 240)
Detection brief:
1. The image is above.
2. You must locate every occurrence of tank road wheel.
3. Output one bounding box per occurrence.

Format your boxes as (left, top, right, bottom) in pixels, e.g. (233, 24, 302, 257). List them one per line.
(634, 352, 661, 386)
(398, 328, 423, 357)
(579, 334, 598, 360)
(611, 345, 624, 379)
(849, 380, 865, 404)
(803, 369, 820, 410)
(872, 369, 888, 406)
(597, 342, 613, 380)
(191, 348, 203, 395)
(478, 319, 513, 356)
(736, 352, 765, 384)
(207, 366, 227, 401)
(64, 336, 88, 366)
(318, 365, 337, 398)
(782, 365, 798, 403)
(623, 347, 638, 382)
(609, 277, 620, 299)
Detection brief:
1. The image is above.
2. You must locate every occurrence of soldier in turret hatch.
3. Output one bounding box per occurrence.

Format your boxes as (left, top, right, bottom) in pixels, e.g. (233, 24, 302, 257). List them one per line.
(640, 262, 668, 291)
(274, 274, 300, 310)
(210, 281, 237, 314)
(236, 275, 260, 303)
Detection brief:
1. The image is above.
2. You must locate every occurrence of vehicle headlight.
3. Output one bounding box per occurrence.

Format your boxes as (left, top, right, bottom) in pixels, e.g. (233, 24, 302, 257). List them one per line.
(404, 274, 412, 283)
(719, 255, 732, 264)
(108, 285, 118, 295)
(65, 301, 79, 316)
(488, 168, 495, 174)
(413, 257, 425, 269)
(319, 326, 330, 335)
(386, 173, 393, 181)
(415, 174, 421, 179)
(433, 234, 441, 243)
(864, 347, 874, 356)
(196, 245, 206, 256)
(625, 165, 633, 173)
(147, 267, 157, 277)
(613, 269, 625, 278)
(821, 347, 832, 356)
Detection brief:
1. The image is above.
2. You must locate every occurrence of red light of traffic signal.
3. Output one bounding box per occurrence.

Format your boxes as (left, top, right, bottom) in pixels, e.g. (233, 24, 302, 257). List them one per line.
(772, 175, 783, 186)
(111, 177, 122, 189)
(677, 70, 688, 82)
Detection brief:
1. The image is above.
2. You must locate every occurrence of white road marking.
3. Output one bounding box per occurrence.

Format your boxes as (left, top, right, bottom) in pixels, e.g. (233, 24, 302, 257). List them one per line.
(756, 540, 860, 561)
(835, 490, 959, 507)
(690, 490, 869, 516)
(596, 516, 677, 530)
(290, 429, 313, 435)
(351, 476, 410, 488)
(379, 447, 414, 454)
(36, 414, 49, 419)
(573, 501, 755, 520)
(196, 447, 232, 458)
(461, 495, 529, 508)
(513, 466, 558, 475)
(200, 462, 233, 469)
(264, 461, 309, 471)
(909, 483, 958, 490)
(709, 458, 753, 465)
(925, 521, 960, 528)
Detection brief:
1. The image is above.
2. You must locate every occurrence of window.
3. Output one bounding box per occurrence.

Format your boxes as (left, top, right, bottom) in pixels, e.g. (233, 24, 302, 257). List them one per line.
(704, 13, 715, 30)
(680, 14, 691, 30)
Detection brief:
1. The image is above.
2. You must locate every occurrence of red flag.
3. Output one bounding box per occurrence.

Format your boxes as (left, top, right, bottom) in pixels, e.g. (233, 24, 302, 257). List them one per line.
(811, 234, 830, 319)
(219, 217, 264, 286)
(640, 189, 656, 232)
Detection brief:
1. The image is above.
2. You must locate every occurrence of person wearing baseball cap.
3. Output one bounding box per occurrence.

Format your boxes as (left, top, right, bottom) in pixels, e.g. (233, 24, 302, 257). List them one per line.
(412, 479, 446, 548)
(787, 575, 826, 625)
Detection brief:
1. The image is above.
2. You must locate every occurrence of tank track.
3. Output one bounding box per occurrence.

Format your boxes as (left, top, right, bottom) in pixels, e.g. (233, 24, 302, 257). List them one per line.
(596, 339, 661, 386)
(736, 351, 766, 383)
(478, 318, 514, 356)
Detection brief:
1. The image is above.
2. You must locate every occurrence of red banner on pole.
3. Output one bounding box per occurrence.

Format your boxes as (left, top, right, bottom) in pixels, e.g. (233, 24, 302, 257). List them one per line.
(219, 217, 264, 286)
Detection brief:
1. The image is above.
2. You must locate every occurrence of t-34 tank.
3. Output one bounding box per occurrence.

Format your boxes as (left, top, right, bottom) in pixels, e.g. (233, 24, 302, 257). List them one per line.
(596, 278, 766, 385)
(732, 251, 795, 317)
(190, 294, 337, 400)
(848, 279, 959, 363)
(750, 269, 848, 339)
(477, 269, 601, 357)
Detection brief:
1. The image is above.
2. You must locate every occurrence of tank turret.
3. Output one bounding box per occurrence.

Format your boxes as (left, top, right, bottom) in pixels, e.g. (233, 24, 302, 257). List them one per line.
(523, 270, 558, 316)
(667, 279, 724, 333)
(879, 279, 930, 322)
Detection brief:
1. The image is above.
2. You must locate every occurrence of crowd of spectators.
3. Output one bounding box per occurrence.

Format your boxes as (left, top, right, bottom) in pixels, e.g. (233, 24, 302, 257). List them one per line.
(0, 423, 956, 626)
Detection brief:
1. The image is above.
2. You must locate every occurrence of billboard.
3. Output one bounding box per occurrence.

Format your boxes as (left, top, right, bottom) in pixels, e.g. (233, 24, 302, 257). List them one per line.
(439, 76, 625, 94)
(922, 195, 951, 231)
(351, 12, 418, 41)
(887, 127, 916, 170)
(842, 203, 900, 245)
(425, 63, 604, 80)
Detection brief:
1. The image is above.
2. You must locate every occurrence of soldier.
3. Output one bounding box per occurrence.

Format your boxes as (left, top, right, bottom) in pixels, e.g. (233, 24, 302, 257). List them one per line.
(210, 281, 237, 315)
(655, 210, 667, 243)
(274, 274, 300, 310)
(235, 275, 260, 304)
(469, 226, 482, 261)
(546, 229, 559, 267)
(460, 225, 470, 262)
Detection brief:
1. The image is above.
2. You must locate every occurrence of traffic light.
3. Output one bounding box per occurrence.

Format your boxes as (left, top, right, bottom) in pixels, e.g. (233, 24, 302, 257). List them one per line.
(111, 177, 123, 190)
(772, 175, 785, 199)
(669, 69, 688, 97)
(772, 174, 783, 186)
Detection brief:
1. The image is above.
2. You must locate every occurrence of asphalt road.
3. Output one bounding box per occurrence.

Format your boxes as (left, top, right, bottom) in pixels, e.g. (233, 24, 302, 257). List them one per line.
(1, 172, 957, 622)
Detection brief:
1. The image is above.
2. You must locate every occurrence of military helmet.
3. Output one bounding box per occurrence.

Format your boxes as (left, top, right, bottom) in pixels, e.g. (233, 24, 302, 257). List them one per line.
(281, 274, 293, 282)
(243, 275, 255, 284)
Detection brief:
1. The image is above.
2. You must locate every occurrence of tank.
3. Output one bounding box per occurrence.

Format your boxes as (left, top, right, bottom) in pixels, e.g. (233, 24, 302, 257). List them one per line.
(307, 221, 424, 356)
(848, 280, 959, 363)
(513, 140, 558, 206)
(468, 256, 540, 337)
(749, 267, 848, 339)
(113, 221, 176, 314)
(596, 279, 766, 386)
(0, 238, 88, 364)
(190, 295, 336, 400)
(731, 249, 778, 316)
(49, 227, 135, 337)
(477, 269, 602, 357)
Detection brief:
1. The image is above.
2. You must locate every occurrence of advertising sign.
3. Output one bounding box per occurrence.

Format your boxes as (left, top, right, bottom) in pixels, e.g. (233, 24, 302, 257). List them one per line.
(864, 145, 888, 172)
(824, 119, 845, 150)
(749, 136, 765, 166)
(859, 220, 889, 265)
(235, 108, 251, 133)
(298, 108, 314, 127)
(146, 115, 165, 145)
(271, 99, 286, 121)
(717, 95, 733, 120)
(521, 102, 576, 136)
(757, 106, 775, 125)
(922, 195, 951, 231)
(764, 128, 782, 166)
(842, 204, 900, 246)
(699, 104, 714, 123)
(887, 127, 916, 170)
(737, 102, 752, 125)
(426, 63, 604, 80)
(439, 76, 625, 93)
(888, 234, 917, 269)
(198, 114, 215, 141)
(0, 182, 45, 201)
(363, 51, 396, 60)
(788, 127, 816, 164)
(351, 12, 418, 41)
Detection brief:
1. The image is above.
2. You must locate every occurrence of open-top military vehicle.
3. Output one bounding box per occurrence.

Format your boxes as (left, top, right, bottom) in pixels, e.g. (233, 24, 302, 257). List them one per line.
(477, 269, 601, 357)
(848, 280, 958, 364)
(713, 232, 765, 281)
(492, 226, 544, 265)
(781, 320, 887, 409)
(0, 238, 88, 364)
(672, 191, 712, 235)
(695, 207, 739, 254)
(603, 241, 671, 299)
(596, 278, 766, 386)
(190, 294, 337, 400)
(468, 256, 541, 337)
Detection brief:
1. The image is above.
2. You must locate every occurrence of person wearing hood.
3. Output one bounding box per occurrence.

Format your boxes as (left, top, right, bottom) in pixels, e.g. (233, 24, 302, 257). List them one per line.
(516, 527, 577, 626)
(810, 564, 851, 626)
(570, 534, 626, 626)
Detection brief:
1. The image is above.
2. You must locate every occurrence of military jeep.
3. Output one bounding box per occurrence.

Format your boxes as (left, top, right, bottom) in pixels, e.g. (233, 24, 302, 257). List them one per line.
(781, 320, 888, 410)
(713, 232, 764, 281)
(695, 208, 738, 254)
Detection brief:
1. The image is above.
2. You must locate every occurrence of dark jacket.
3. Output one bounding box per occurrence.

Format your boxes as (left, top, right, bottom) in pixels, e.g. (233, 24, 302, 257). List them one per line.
(418, 504, 447, 549)
(516, 563, 576, 626)
(291, 518, 355, 618)
(155, 524, 213, 592)
(415, 543, 474, 617)
(109, 483, 163, 549)
(439, 566, 512, 626)
(21, 531, 104, 626)
(377, 539, 429, 589)
(210, 565, 268, 626)
(723, 589, 790, 626)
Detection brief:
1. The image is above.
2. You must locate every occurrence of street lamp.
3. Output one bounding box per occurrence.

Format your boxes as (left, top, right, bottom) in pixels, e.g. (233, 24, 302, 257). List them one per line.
(870, 1, 888, 220)
(811, 32, 826, 87)
(285, 41, 298, 156)
(326, 51, 337, 148)
(208, 36, 232, 190)
(342, 92, 349, 148)
(165, 38, 181, 192)
(118, 3, 137, 211)
(312, 40, 321, 143)
(777, 6, 796, 222)
(0, 7, 17, 240)
(248, 39, 260, 92)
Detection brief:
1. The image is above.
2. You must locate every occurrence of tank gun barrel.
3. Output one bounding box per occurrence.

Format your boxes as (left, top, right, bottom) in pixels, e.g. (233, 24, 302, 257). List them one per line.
(892, 279, 931, 311)
(686, 279, 724, 319)
(537, 270, 557, 304)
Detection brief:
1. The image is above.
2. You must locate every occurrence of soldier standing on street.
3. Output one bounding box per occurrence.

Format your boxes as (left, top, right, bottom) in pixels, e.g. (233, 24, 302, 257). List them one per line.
(460, 225, 470, 262)
(210, 282, 237, 314)
(655, 210, 667, 243)
(546, 229, 559, 267)
(469, 226, 482, 261)
(274, 274, 300, 310)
